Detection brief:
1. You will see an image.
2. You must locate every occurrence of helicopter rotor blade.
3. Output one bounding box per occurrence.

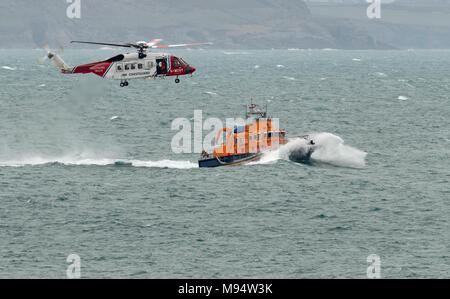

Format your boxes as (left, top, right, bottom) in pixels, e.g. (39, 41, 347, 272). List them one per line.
(70, 41, 135, 48)
(145, 39, 163, 47)
(150, 42, 212, 49)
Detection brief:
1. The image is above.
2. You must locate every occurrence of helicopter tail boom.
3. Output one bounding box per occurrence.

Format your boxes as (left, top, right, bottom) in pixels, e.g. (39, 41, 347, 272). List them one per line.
(48, 52, 72, 73)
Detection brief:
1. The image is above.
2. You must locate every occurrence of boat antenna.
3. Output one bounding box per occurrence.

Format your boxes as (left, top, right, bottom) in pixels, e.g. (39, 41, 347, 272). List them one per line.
(246, 97, 253, 119)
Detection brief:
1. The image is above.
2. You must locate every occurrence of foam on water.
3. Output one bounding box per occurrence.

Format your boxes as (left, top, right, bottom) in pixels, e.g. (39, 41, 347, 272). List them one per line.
(130, 159, 198, 169)
(222, 51, 250, 55)
(374, 72, 387, 77)
(309, 133, 367, 168)
(252, 133, 366, 168)
(0, 155, 198, 169)
(98, 46, 115, 50)
(2, 66, 16, 71)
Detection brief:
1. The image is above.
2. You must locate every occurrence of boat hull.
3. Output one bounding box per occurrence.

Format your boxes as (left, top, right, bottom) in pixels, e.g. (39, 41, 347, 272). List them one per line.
(198, 152, 263, 168)
(288, 146, 315, 163)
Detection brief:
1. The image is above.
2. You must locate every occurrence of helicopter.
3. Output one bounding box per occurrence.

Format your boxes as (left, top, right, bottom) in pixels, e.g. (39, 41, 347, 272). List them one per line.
(44, 39, 211, 87)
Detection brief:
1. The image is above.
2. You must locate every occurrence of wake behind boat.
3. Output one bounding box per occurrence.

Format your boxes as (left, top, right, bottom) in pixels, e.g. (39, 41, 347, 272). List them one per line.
(199, 100, 315, 167)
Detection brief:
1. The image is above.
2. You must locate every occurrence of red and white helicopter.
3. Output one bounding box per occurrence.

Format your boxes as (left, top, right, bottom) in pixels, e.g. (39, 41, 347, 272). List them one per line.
(45, 39, 211, 87)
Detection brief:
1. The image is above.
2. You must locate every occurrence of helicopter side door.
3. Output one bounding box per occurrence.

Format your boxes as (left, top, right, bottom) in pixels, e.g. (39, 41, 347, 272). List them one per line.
(156, 58, 168, 75)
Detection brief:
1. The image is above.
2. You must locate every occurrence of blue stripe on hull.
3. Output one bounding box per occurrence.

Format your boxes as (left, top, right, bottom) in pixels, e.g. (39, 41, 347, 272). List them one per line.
(198, 158, 221, 168)
(198, 153, 261, 168)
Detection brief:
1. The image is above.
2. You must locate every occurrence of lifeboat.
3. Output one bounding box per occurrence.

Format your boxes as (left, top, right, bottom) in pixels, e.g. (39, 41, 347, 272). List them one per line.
(198, 100, 315, 167)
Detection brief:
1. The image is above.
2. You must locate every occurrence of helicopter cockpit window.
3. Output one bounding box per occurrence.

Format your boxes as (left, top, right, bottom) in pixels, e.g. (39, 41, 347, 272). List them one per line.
(172, 57, 182, 68)
(179, 58, 188, 66)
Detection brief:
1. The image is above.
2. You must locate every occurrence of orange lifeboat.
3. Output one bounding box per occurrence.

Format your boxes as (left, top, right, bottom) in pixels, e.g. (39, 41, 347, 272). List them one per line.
(198, 100, 313, 167)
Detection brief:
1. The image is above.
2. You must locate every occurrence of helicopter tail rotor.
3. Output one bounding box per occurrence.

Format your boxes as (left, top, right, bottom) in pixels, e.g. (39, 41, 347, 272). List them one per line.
(37, 43, 71, 72)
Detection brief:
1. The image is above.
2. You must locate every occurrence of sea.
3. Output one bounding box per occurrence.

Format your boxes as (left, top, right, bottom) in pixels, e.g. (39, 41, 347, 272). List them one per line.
(0, 49, 449, 278)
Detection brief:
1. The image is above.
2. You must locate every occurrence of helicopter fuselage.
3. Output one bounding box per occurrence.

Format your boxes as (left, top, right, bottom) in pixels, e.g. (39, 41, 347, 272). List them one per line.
(66, 52, 196, 85)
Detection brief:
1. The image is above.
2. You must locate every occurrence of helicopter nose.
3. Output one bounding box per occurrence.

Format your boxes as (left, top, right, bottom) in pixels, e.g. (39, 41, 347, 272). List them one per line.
(185, 66, 196, 74)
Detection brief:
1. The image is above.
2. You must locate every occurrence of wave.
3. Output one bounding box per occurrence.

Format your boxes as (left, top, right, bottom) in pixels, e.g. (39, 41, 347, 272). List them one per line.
(98, 46, 115, 50)
(0, 156, 198, 169)
(252, 132, 367, 168)
(1, 133, 364, 169)
(309, 133, 367, 168)
(2, 66, 16, 71)
(373, 72, 387, 77)
(222, 51, 250, 55)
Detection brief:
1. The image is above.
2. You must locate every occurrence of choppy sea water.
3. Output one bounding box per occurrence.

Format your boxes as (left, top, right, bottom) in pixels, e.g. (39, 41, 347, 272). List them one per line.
(0, 49, 449, 278)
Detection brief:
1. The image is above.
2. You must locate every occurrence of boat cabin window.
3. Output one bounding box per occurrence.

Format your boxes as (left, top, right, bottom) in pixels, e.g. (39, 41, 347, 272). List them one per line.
(268, 132, 272, 138)
(116, 64, 123, 71)
(138, 63, 143, 69)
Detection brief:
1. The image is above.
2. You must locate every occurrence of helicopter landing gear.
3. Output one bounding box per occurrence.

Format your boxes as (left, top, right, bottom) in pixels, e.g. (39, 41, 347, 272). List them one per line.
(120, 81, 129, 87)
(175, 77, 180, 84)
